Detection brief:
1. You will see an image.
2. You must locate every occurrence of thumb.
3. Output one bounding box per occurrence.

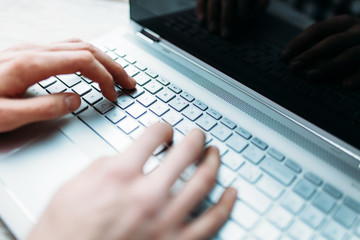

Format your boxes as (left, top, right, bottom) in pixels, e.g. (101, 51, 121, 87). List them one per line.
(0, 93, 81, 132)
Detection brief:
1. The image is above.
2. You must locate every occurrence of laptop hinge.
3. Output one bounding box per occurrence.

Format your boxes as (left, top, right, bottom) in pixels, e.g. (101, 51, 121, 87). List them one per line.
(137, 28, 160, 44)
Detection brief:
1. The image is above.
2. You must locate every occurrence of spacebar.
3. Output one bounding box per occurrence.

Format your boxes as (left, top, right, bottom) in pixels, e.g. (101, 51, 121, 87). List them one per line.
(78, 108, 133, 152)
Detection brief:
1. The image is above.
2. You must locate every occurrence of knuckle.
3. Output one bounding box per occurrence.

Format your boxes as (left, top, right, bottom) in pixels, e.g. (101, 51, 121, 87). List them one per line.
(76, 51, 95, 66)
(10, 53, 37, 72)
(81, 42, 97, 53)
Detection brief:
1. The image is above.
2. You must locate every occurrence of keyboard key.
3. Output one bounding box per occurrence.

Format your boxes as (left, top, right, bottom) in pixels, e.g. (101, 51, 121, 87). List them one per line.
(217, 221, 246, 240)
(322, 221, 347, 240)
(231, 201, 259, 230)
(83, 90, 103, 105)
(105, 107, 126, 124)
(344, 197, 360, 213)
(251, 137, 268, 150)
(27, 84, 48, 96)
(355, 220, 360, 237)
(94, 99, 115, 114)
(78, 108, 132, 152)
(207, 184, 225, 203)
(72, 81, 92, 96)
(39, 77, 57, 88)
(260, 156, 296, 186)
(254, 221, 280, 240)
(124, 65, 139, 77)
(156, 76, 170, 86)
(207, 108, 222, 120)
(267, 148, 285, 161)
(73, 99, 88, 115)
(288, 221, 314, 240)
(126, 102, 147, 119)
(221, 150, 245, 171)
(232, 178, 272, 214)
(193, 99, 208, 111)
(91, 82, 101, 92)
(47, 81, 67, 94)
(312, 192, 336, 214)
(81, 76, 93, 84)
(333, 206, 357, 228)
(304, 172, 323, 186)
(149, 101, 170, 116)
(217, 165, 236, 187)
(285, 159, 302, 173)
(238, 162, 263, 184)
(242, 145, 265, 164)
(117, 117, 139, 134)
(156, 88, 176, 103)
(162, 109, 183, 126)
(196, 115, 217, 131)
(207, 139, 228, 156)
(168, 83, 182, 94)
(130, 125, 146, 140)
(113, 49, 126, 57)
(57, 74, 81, 87)
(323, 183, 343, 199)
(293, 179, 316, 200)
(268, 205, 293, 230)
(175, 119, 198, 135)
(133, 72, 151, 86)
(211, 124, 232, 142)
(142, 157, 159, 174)
(106, 51, 119, 60)
(145, 69, 158, 78)
(180, 91, 195, 102)
(300, 205, 325, 229)
(115, 58, 129, 68)
(136, 92, 157, 107)
(220, 117, 236, 130)
(182, 105, 203, 121)
(281, 192, 305, 214)
(126, 86, 144, 98)
(124, 55, 136, 64)
(226, 134, 248, 153)
(234, 126, 252, 139)
(116, 94, 134, 109)
(169, 97, 189, 112)
(144, 80, 163, 94)
(180, 164, 197, 181)
(138, 112, 160, 127)
(257, 175, 284, 200)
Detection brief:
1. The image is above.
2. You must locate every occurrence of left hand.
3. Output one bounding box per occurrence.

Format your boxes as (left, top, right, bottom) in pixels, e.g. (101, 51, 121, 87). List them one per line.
(281, 15, 360, 88)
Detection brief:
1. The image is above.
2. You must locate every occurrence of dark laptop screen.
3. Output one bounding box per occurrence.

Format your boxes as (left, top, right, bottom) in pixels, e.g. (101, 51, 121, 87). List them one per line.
(130, 0, 360, 150)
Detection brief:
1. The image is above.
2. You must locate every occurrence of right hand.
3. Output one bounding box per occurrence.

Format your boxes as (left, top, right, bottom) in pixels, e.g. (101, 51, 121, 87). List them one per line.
(196, 0, 269, 38)
(27, 123, 237, 240)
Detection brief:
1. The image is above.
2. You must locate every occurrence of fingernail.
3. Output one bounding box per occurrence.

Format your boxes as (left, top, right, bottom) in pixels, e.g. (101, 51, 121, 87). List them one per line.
(290, 60, 303, 72)
(228, 187, 238, 198)
(281, 48, 293, 60)
(65, 95, 80, 112)
(307, 69, 323, 80)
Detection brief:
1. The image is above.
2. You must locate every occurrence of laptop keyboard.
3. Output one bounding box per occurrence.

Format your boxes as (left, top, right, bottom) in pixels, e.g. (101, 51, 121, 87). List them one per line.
(29, 47, 360, 240)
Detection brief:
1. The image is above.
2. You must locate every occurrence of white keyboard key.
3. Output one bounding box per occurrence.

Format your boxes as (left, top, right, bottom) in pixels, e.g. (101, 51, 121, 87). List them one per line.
(73, 99, 88, 115)
(57, 74, 81, 87)
(208, 139, 228, 156)
(226, 134, 248, 153)
(238, 162, 263, 184)
(117, 116, 139, 134)
(83, 90, 103, 105)
(281, 192, 305, 214)
(232, 178, 272, 214)
(231, 201, 259, 230)
(105, 107, 126, 124)
(39, 76, 57, 88)
(300, 205, 325, 229)
(288, 221, 314, 240)
(257, 175, 284, 200)
(149, 101, 170, 116)
(254, 221, 281, 240)
(207, 184, 225, 204)
(129, 125, 146, 140)
(94, 99, 115, 114)
(142, 156, 159, 174)
(47, 81, 67, 94)
(217, 165, 236, 187)
(126, 102, 147, 119)
(322, 221, 347, 240)
(217, 221, 246, 240)
(221, 150, 245, 171)
(180, 164, 197, 181)
(162, 109, 183, 126)
(138, 112, 160, 127)
(27, 84, 48, 96)
(268, 205, 293, 230)
(72, 81, 92, 96)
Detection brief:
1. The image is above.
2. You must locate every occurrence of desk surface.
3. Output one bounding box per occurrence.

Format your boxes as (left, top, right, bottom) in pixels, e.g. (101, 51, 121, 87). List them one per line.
(0, 1, 128, 238)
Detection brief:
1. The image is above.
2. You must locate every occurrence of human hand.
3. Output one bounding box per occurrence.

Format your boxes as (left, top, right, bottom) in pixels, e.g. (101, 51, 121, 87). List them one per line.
(27, 123, 236, 240)
(196, 0, 269, 38)
(281, 15, 360, 88)
(0, 39, 136, 132)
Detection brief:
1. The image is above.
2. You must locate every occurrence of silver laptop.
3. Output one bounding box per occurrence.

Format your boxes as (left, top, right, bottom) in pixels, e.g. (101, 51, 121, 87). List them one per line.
(1, 0, 360, 239)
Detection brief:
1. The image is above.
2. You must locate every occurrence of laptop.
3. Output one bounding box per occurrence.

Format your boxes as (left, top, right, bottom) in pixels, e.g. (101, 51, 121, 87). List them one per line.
(1, 0, 360, 239)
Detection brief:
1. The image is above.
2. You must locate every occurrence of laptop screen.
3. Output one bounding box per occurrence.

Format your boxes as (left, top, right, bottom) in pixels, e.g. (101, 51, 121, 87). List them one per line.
(130, 0, 360, 150)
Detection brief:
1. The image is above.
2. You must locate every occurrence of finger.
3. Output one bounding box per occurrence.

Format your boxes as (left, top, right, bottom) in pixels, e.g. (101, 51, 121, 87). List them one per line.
(196, 0, 208, 22)
(179, 188, 237, 240)
(290, 25, 360, 73)
(306, 45, 360, 81)
(342, 70, 360, 89)
(208, 0, 221, 33)
(162, 147, 220, 223)
(41, 41, 136, 89)
(150, 129, 206, 191)
(0, 93, 80, 132)
(120, 122, 173, 172)
(3, 51, 117, 101)
(282, 15, 358, 61)
(221, 0, 237, 38)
